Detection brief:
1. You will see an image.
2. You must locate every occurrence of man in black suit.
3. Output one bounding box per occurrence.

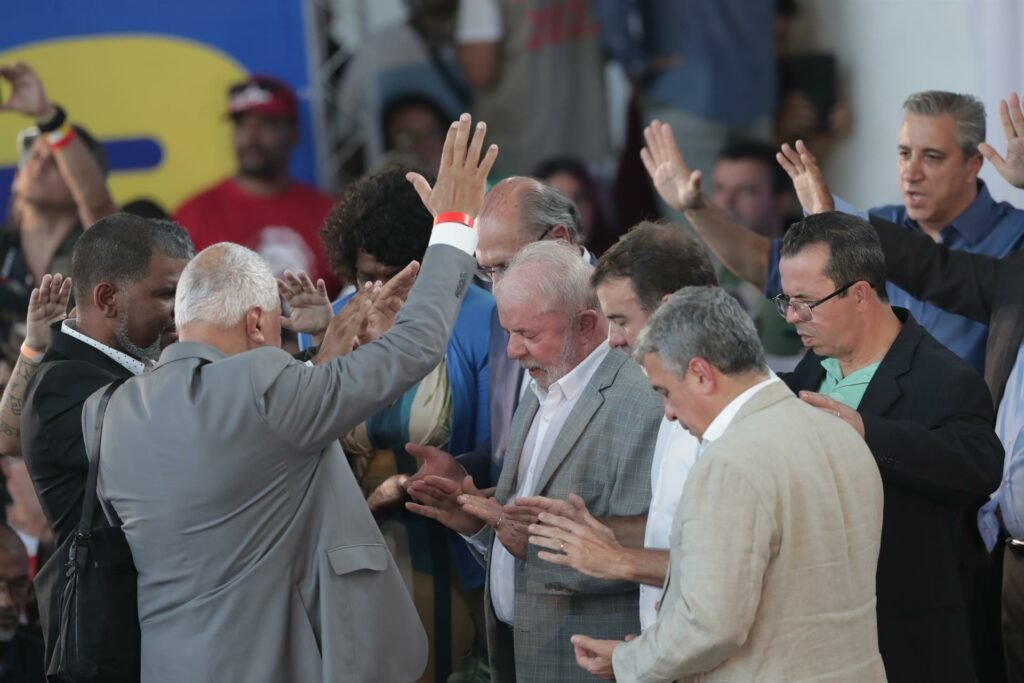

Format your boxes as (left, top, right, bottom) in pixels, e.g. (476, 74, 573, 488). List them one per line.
(771, 212, 1003, 682)
(21, 213, 193, 666)
(780, 108, 1024, 678)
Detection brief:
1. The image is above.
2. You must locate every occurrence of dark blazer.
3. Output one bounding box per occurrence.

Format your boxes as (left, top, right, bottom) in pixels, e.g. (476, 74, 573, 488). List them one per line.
(870, 214, 1024, 405)
(783, 308, 1003, 683)
(22, 321, 135, 548)
(21, 321, 135, 672)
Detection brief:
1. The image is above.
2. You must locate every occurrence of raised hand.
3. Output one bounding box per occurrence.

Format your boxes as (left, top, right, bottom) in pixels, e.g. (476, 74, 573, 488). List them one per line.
(979, 93, 1024, 189)
(640, 120, 704, 212)
(24, 273, 72, 352)
(0, 63, 55, 121)
(277, 270, 332, 336)
(776, 140, 835, 214)
(406, 112, 498, 218)
(312, 283, 377, 364)
(361, 261, 420, 344)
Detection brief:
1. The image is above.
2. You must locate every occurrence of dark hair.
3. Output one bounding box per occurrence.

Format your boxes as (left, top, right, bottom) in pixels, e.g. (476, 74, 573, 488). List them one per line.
(381, 94, 450, 150)
(121, 198, 169, 220)
(776, 0, 799, 18)
(718, 139, 789, 196)
(592, 221, 718, 311)
(71, 213, 195, 302)
(780, 212, 888, 301)
(532, 156, 615, 251)
(320, 166, 434, 283)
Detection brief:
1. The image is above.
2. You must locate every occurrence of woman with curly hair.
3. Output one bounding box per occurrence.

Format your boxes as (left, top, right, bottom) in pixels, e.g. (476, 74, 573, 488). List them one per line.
(297, 166, 493, 683)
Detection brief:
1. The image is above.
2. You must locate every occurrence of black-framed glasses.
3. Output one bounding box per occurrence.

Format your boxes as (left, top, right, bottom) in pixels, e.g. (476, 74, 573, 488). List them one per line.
(772, 281, 859, 322)
(476, 224, 557, 281)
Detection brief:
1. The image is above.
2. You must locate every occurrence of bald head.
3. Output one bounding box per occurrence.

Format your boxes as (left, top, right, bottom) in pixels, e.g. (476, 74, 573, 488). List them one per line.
(476, 176, 581, 277)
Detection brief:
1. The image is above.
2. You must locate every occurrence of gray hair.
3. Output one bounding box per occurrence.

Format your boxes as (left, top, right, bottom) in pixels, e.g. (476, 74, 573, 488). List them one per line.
(634, 286, 767, 378)
(175, 243, 279, 328)
(903, 91, 986, 158)
(494, 240, 598, 316)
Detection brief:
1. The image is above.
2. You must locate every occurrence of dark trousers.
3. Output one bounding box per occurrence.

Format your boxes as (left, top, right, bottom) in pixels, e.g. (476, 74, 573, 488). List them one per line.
(1004, 541, 1024, 681)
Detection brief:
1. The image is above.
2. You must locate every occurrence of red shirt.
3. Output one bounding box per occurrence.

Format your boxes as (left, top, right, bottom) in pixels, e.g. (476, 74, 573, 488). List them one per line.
(174, 178, 339, 295)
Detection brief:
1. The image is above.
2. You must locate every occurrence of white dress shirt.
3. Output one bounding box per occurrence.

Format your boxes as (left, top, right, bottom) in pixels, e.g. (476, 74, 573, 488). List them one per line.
(60, 320, 147, 375)
(639, 418, 700, 630)
(467, 341, 611, 624)
(701, 375, 782, 452)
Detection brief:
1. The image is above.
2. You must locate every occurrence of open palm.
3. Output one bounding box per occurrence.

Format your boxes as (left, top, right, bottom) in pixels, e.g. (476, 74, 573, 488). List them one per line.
(980, 93, 1024, 189)
(640, 120, 704, 211)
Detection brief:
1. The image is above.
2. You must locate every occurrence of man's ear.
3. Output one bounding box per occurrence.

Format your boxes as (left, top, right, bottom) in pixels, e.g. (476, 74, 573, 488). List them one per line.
(966, 151, 983, 182)
(660, 292, 673, 306)
(93, 283, 119, 319)
(688, 357, 717, 395)
(245, 307, 266, 344)
(577, 309, 602, 334)
(547, 224, 571, 242)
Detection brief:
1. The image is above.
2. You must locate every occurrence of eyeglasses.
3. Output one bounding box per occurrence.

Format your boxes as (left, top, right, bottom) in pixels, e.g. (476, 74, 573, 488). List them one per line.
(476, 224, 557, 281)
(772, 281, 859, 322)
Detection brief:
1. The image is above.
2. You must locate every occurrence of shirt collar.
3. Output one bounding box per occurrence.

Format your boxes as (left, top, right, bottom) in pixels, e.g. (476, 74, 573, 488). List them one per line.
(531, 341, 610, 403)
(820, 357, 880, 384)
(701, 375, 780, 446)
(904, 180, 1000, 246)
(61, 319, 147, 376)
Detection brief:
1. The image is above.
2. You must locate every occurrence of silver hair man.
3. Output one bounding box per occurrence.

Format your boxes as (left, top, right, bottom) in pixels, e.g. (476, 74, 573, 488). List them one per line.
(635, 286, 768, 379)
(903, 91, 986, 158)
(175, 242, 280, 329)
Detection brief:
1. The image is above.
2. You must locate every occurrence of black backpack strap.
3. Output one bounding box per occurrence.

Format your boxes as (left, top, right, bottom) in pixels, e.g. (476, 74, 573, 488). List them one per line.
(78, 378, 129, 537)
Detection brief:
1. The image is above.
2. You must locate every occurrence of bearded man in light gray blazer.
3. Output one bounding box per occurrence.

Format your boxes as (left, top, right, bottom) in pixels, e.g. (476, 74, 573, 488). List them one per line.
(80, 115, 497, 683)
(408, 241, 662, 682)
(572, 287, 887, 683)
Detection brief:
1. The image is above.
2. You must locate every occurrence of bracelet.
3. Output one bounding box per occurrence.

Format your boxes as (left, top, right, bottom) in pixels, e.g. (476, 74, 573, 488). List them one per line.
(47, 125, 76, 151)
(434, 212, 474, 228)
(36, 104, 67, 134)
(19, 343, 44, 365)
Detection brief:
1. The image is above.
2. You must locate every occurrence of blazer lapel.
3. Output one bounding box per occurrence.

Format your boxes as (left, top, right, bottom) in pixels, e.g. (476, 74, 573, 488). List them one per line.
(532, 351, 622, 494)
(495, 391, 539, 503)
(858, 309, 918, 417)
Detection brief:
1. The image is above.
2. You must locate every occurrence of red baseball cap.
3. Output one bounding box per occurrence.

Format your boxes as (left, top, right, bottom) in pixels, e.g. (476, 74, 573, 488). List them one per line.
(227, 75, 298, 121)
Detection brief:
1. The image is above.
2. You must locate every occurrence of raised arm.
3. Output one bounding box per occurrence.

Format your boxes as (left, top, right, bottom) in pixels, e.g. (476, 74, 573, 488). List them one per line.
(641, 121, 772, 290)
(265, 114, 498, 450)
(0, 63, 116, 227)
(0, 274, 72, 457)
(778, 140, 1001, 324)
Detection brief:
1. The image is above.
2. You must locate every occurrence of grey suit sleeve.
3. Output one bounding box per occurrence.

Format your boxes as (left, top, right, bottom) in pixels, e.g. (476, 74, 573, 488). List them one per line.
(612, 456, 774, 682)
(257, 244, 476, 452)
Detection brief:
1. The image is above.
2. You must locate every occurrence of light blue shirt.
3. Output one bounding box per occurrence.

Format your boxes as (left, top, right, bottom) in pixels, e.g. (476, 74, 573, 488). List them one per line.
(979, 342, 1024, 549)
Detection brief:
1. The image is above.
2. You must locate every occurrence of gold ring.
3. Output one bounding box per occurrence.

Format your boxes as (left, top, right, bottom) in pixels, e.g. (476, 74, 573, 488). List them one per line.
(560, 542, 566, 553)
(495, 516, 502, 529)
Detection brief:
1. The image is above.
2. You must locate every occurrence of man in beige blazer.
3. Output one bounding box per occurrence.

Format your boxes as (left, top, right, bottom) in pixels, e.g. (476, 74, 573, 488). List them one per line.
(570, 286, 887, 683)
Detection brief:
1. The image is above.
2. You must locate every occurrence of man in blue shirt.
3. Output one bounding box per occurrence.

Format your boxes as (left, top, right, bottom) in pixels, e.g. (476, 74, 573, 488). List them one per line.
(645, 91, 1024, 376)
(595, 0, 776, 181)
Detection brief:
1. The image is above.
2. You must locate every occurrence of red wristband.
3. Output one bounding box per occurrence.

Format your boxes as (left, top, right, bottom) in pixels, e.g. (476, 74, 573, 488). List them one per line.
(48, 126, 77, 151)
(434, 212, 474, 228)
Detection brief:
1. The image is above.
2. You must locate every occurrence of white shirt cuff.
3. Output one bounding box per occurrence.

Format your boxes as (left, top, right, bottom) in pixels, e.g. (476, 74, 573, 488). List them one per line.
(430, 221, 478, 257)
(460, 524, 491, 554)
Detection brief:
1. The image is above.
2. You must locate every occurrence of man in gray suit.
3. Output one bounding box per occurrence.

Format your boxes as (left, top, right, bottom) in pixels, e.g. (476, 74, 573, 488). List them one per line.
(571, 287, 886, 682)
(80, 115, 497, 683)
(408, 241, 662, 682)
